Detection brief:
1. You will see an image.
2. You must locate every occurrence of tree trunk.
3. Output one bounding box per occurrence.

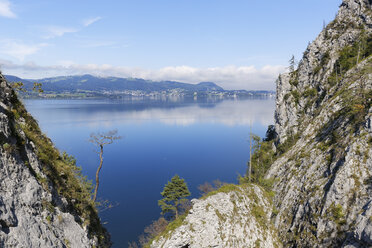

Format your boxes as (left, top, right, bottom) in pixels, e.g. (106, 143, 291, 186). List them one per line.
(93, 145, 104, 202)
(249, 127, 252, 183)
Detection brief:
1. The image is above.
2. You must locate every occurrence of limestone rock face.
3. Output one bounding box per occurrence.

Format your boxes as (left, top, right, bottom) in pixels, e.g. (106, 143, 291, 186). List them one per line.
(268, 59, 372, 247)
(151, 185, 281, 248)
(267, 0, 372, 246)
(275, 0, 372, 143)
(0, 75, 107, 247)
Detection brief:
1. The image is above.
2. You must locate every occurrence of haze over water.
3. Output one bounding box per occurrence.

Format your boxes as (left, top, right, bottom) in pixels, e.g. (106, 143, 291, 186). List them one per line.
(24, 97, 275, 247)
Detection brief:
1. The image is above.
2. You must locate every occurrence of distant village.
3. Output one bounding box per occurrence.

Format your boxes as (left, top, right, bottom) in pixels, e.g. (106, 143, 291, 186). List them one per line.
(27, 88, 276, 99)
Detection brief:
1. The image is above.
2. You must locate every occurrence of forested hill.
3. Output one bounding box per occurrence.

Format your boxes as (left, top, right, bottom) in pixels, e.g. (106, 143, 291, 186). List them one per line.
(5, 74, 223, 92)
(4, 74, 274, 98)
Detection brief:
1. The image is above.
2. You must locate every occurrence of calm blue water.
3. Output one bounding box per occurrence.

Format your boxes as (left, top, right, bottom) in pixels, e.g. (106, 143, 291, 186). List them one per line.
(24, 97, 275, 247)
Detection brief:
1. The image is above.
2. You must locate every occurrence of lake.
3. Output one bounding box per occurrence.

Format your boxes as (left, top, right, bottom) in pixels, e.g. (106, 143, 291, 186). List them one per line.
(24, 97, 275, 247)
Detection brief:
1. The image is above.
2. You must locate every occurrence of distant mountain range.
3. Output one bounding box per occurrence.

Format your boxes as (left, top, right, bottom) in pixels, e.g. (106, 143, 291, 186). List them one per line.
(5, 74, 275, 99)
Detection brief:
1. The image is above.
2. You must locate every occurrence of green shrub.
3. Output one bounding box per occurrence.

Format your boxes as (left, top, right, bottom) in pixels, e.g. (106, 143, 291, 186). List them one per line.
(303, 88, 317, 98)
(333, 32, 372, 78)
(46, 215, 52, 224)
(11, 109, 20, 120)
(291, 90, 300, 104)
(42, 199, 55, 213)
(3, 143, 11, 151)
(284, 93, 290, 101)
(314, 51, 331, 75)
(64, 239, 71, 248)
(251, 203, 267, 229)
(276, 133, 300, 155)
(364, 176, 372, 185)
(289, 71, 299, 87)
(313, 65, 322, 75)
(321, 51, 331, 66)
(248, 140, 276, 186)
(329, 203, 346, 225)
(326, 32, 372, 91)
(203, 184, 241, 199)
(2, 143, 15, 153)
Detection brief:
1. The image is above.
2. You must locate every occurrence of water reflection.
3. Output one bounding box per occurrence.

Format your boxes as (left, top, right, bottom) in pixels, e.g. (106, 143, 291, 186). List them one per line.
(25, 97, 275, 127)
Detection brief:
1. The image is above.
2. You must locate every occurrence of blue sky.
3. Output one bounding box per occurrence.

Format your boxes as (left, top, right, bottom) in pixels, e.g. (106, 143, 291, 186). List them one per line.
(0, 0, 341, 90)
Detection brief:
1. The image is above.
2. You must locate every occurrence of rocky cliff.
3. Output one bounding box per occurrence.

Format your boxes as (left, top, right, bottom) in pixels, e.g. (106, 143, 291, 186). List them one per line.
(268, 0, 372, 246)
(151, 184, 280, 248)
(274, 0, 372, 143)
(150, 0, 372, 247)
(0, 75, 110, 247)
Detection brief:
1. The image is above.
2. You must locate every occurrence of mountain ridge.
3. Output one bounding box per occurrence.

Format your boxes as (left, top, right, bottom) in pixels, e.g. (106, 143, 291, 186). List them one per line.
(4, 74, 274, 99)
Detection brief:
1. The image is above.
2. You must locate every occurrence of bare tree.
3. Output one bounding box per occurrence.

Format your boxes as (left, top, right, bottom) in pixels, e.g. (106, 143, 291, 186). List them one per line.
(127, 241, 139, 248)
(248, 125, 253, 182)
(198, 182, 214, 196)
(10, 81, 43, 93)
(128, 217, 169, 247)
(32, 82, 43, 93)
(212, 179, 226, 189)
(198, 179, 227, 196)
(89, 130, 121, 202)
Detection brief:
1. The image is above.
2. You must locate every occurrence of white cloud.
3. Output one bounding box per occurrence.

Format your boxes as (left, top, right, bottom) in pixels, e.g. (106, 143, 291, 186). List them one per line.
(54, 98, 275, 128)
(42, 17, 102, 39)
(0, 0, 16, 18)
(0, 40, 48, 61)
(0, 61, 285, 90)
(82, 16, 102, 27)
(44, 26, 79, 39)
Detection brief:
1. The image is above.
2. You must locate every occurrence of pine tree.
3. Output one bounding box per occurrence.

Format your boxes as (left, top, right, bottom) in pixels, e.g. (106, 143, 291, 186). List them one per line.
(158, 175, 191, 219)
(288, 55, 296, 73)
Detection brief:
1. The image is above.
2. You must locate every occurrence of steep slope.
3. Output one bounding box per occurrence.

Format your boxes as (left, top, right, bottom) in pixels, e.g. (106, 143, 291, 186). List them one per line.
(149, 0, 372, 247)
(150, 184, 281, 248)
(268, 0, 372, 246)
(0, 74, 110, 247)
(275, 0, 371, 142)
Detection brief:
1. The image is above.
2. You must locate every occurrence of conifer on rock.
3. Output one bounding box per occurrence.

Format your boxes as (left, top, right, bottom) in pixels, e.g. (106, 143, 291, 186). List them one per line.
(158, 175, 191, 219)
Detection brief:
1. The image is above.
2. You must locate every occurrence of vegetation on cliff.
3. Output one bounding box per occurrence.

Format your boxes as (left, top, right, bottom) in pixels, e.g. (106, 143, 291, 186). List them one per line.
(1, 81, 109, 246)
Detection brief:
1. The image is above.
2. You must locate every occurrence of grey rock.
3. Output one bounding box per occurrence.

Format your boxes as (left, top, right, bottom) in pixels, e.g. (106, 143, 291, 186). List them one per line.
(151, 185, 281, 248)
(267, 0, 372, 246)
(0, 75, 102, 247)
